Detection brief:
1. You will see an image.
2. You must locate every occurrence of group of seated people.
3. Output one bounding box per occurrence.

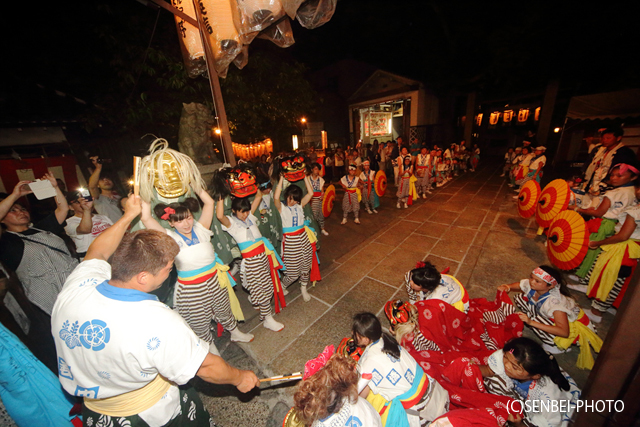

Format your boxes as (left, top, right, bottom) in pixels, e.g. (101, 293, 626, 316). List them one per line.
(292, 261, 590, 427)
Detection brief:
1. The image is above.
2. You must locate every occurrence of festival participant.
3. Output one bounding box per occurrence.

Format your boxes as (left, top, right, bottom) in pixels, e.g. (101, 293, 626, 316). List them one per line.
(309, 163, 329, 235)
(514, 146, 546, 194)
(274, 175, 321, 302)
(395, 146, 410, 185)
(340, 165, 361, 224)
(580, 127, 636, 200)
(415, 146, 432, 198)
(509, 147, 533, 188)
(52, 195, 259, 426)
(293, 353, 382, 427)
(501, 148, 516, 178)
(353, 313, 449, 427)
(88, 156, 123, 223)
(575, 180, 640, 323)
(435, 149, 446, 187)
(360, 160, 378, 214)
(217, 195, 286, 331)
(255, 174, 283, 252)
(568, 163, 639, 281)
(65, 192, 113, 260)
(396, 156, 414, 209)
(334, 148, 345, 177)
(480, 338, 580, 427)
(498, 266, 602, 368)
(140, 189, 254, 346)
(0, 175, 77, 373)
(470, 144, 480, 172)
(404, 261, 469, 313)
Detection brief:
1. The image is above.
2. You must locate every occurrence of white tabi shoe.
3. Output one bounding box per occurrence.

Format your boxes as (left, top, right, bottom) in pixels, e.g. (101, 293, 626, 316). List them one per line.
(354, 218, 361, 224)
(404, 203, 409, 209)
(542, 343, 570, 354)
(282, 287, 289, 296)
(397, 202, 402, 209)
(373, 209, 378, 213)
(367, 209, 373, 214)
(321, 229, 329, 236)
(584, 309, 602, 324)
(567, 284, 588, 293)
(230, 328, 254, 343)
(263, 315, 284, 332)
(300, 285, 311, 302)
(341, 218, 347, 225)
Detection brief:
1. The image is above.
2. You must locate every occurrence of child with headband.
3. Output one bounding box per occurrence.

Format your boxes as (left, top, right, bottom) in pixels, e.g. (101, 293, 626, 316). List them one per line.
(498, 265, 603, 369)
(405, 261, 469, 313)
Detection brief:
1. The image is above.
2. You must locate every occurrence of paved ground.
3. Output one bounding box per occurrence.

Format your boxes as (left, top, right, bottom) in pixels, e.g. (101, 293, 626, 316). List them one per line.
(197, 159, 612, 427)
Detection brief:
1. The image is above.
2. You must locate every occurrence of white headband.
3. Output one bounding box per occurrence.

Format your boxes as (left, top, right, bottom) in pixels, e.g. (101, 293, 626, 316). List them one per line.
(532, 267, 557, 287)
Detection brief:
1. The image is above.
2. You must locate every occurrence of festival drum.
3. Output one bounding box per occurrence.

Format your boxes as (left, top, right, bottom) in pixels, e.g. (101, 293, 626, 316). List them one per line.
(322, 185, 336, 217)
(374, 170, 387, 197)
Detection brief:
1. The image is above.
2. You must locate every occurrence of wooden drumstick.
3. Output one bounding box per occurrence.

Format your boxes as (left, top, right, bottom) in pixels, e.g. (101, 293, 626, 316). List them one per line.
(259, 372, 302, 383)
(133, 156, 141, 197)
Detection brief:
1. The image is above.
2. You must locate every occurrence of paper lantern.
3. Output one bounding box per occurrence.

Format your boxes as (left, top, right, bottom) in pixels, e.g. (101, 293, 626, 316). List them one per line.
(489, 112, 501, 126)
(475, 113, 483, 126)
(517, 109, 529, 122)
(171, 0, 206, 78)
(535, 107, 541, 121)
(503, 110, 513, 123)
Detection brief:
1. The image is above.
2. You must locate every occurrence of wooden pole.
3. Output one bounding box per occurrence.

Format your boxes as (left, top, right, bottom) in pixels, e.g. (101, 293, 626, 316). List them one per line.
(146, 0, 236, 166)
(190, 0, 236, 166)
(463, 91, 476, 147)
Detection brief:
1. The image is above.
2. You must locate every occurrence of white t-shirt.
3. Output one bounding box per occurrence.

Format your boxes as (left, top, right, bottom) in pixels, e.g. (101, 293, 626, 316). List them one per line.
(602, 185, 636, 220)
(310, 176, 325, 195)
(65, 214, 114, 253)
(405, 273, 468, 312)
(51, 260, 209, 426)
(93, 194, 123, 224)
(166, 222, 216, 272)
(529, 155, 546, 170)
(312, 397, 382, 427)
(519, 279, 580, 322)
(614, 204, 640, 240)
(341, 175, 360, 189)
(359, 170, 375, 182)
(280, 204, 305, 228)
(357, 339, 417, 400)
(221, 213, 262, 244)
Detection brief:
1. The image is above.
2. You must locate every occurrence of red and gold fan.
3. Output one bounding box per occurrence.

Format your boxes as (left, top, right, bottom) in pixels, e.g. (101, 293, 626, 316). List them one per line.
(546, 210, 589, 270)
(375, 170, 387, 197)
(535, 179, 571, 233)
(516, 180, 541, 218)
(322, 185, 336, 217)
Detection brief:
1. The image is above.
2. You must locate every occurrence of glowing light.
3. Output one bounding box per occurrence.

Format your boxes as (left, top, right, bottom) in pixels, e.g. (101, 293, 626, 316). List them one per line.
(214, 128, 222, 135)
(301, 118, 307, 124)
(321, 131, 328, 150)
(292, 135, 299, 150)
(128, 180, 134, 186)
(554, 127, 561, 133)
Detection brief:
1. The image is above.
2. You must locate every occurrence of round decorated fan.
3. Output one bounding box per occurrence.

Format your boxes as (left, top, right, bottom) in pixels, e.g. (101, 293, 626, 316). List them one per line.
(536, 179, 571, 229)
(546, 210, 589, 270)
(322, 184, 336, 217)
(517, 180, 541, 218)
(374, 170, 387, 197)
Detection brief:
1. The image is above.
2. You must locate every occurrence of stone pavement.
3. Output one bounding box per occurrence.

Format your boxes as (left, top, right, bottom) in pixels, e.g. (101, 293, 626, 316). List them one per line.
(197, 160, 611, 427)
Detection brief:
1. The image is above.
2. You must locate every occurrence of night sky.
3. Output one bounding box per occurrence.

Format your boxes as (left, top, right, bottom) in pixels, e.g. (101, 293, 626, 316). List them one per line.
(2, 0, 639, 115)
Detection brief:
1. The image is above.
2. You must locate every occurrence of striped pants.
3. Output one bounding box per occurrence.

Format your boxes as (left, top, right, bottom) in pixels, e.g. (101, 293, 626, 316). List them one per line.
(281, 231, 313, 288)
(362, 186, 375, 210)
(583, 261, 629, 312)
(175, 274, 237, 345)
(311, 196, 325, 229)
(514, 293, 556, 346)
(342, 191, 359, 218)
(241, 252, 275, 320)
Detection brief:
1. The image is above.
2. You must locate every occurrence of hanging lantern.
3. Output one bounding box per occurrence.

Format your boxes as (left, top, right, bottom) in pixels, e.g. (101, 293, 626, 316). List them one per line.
(321, 130, 328, 150)
(489, 112, 501, 126)
(475, 113, 483, 126)
(503, 110, 514, 123)
(535, 107, 541, 121)
(518, 109, 529, 122)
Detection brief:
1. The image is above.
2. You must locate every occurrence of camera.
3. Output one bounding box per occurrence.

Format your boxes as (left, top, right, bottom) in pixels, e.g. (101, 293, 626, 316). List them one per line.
(78, 187, 93, 202)
(96, 158, 112, 165)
